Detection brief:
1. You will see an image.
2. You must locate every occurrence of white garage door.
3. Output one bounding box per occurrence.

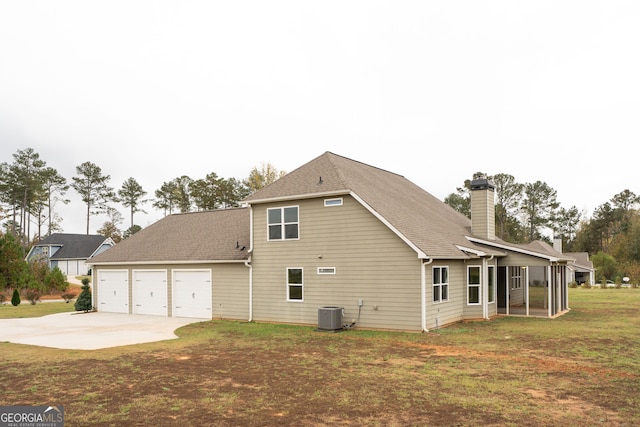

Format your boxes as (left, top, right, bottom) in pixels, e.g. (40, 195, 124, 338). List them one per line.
(173, 270, 212, 319)
(133, 270, 168, 316)
(97, 270, 129, 314)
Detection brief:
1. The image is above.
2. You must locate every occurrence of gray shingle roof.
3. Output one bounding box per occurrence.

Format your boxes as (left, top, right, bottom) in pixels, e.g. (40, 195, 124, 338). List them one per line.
(36, 233, 110, 260)
(89, 208, 250, 264)
(564, 252, 594, 270)
(244, 152, 488, 259)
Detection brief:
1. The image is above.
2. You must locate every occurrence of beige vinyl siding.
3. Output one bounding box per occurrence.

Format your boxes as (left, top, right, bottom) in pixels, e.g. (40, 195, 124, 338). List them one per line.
(211, 263, 250, 319)
(425, 261, 465, 329)
(93, 263, 249, 320)
(251, 196, 423, 331)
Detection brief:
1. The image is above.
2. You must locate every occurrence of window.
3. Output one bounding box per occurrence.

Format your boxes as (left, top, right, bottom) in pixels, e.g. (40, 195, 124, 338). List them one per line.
(488, 265, 495, 303)
(268, 206, 299, 240)
(324, 198, 343, 207)
(318, 267, 336, 275)
(287, 268, 303, 301)
(468, 266, 481, 305)
(433, 266, 449, 303)
(509, 266, 522, 289)
(41, 246, 49, 256)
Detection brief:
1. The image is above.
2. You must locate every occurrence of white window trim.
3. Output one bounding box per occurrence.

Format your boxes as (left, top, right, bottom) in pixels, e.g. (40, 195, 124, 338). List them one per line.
(286, 267, 304, 302)
(267, 206, 300, 241)
(432, 266, 449, 304)
(467, 265, 481, 306)
(324, 198, 343, 207)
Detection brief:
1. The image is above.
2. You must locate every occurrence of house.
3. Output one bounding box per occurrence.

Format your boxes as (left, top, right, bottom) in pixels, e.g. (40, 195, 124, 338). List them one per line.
(89, 152, 573, 331)
(26, 233, 115, 276)
(565, 253, 595, 286)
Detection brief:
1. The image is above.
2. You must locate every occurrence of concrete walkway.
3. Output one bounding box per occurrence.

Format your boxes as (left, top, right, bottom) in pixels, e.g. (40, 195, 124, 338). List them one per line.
(1, 312, 207, 350)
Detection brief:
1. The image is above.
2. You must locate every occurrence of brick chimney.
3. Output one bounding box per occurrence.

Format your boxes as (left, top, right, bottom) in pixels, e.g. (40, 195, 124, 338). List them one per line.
(470, 176, 496, 241)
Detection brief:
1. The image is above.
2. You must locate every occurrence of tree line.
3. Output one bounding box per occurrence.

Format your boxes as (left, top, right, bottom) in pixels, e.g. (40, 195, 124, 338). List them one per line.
(0, 147, 285, 246)
(445, 172, 640, 283)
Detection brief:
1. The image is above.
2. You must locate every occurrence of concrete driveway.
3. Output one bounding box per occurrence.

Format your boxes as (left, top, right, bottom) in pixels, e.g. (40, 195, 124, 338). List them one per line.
(1, 312, 207, 350)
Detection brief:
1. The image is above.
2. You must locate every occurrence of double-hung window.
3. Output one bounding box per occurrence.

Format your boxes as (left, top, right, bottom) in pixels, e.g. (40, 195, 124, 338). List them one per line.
(268, 206, 299, 240)
(433, 266, 449, 303)
(467, 266, 481, 305)
(488, 265, 495, 303)
(287, 268, 303, 301)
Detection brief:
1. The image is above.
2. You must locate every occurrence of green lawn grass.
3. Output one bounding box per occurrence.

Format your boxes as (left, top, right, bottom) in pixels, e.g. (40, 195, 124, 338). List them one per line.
(1, 288, 638, 426)
(0, 301, 76, 318)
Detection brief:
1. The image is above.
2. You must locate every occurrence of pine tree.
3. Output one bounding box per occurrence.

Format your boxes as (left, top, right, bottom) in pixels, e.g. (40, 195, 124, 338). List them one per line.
(11, 288, 21, 306)
(74, 278, 93, 312)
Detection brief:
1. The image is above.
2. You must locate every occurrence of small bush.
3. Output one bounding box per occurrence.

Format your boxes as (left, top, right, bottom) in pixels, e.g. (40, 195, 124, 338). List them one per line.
(11, 288, 21, 306)
(583, 281, 591, 289)
(569, 281, 578, 288)
(0, 293, 6, 304)
(74, 278, 93, 312)
(24, 289, 40, 305)
(61, 293, 76, 303)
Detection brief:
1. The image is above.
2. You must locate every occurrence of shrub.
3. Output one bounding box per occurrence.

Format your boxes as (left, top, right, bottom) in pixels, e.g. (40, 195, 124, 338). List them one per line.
(74, 278, 93, 312)
(583, 281, 591, 289)
(24, 289, 40, 305)
(569, 281, 578, 288)
(44, 267, 68, 292)
(11, 288, 21, 306)
(0, 293, 6, 304)
(61, 293, 76, 303)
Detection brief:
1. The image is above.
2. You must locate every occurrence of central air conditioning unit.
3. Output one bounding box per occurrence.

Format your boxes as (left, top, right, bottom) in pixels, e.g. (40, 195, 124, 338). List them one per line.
(317, 306, 343, 331)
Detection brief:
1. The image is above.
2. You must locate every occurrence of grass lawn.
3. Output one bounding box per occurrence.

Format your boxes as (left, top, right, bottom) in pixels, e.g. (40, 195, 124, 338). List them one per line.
(0, 301, 76, 318)
(1, 288, 639, 426)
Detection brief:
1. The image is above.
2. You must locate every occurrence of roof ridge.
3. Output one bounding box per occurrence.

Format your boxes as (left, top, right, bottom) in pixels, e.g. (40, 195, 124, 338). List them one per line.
(325, 151, 405, 179)
(324, 152, 349, 188)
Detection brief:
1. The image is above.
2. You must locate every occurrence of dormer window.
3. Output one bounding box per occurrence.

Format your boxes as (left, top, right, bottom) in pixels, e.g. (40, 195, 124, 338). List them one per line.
(42, 246, 49, 256)
(268, 206, 299, 240)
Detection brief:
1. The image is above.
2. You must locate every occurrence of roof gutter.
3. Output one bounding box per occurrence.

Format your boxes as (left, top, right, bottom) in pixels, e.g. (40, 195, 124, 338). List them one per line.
(88, 259, 249, 266)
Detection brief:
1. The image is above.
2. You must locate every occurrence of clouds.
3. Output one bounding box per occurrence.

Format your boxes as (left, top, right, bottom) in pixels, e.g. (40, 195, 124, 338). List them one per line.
(1, 1, 638, 235)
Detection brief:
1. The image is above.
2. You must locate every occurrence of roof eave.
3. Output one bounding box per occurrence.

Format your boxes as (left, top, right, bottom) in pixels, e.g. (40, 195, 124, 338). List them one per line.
(244, 190, 351, 205)
(89, 259, 249, 266)
(465, 236, 561, 262)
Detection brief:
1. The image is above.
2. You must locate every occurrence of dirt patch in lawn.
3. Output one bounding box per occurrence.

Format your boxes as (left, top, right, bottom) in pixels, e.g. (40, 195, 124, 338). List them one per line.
(1, 317, 638, 427)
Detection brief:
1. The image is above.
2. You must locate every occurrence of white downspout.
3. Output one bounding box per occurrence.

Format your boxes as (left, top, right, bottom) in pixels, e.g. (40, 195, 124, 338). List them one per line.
(547, 264, 552, 317)
(524, 266, 529, 317)
(246, 206, 254, 322)
(422, 258, 433, 332)
(245, 259, 252, 322)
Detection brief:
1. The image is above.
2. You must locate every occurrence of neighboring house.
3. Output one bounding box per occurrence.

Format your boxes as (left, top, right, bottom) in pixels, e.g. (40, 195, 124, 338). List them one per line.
(565, 252, 595, 285)
(26, 233, 115, 276)
(89, 152, 574, 331)
(551, 237, 595, 286)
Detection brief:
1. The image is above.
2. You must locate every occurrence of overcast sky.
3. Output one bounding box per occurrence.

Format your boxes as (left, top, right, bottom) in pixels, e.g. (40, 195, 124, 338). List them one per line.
(1, 1, 638, 236)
